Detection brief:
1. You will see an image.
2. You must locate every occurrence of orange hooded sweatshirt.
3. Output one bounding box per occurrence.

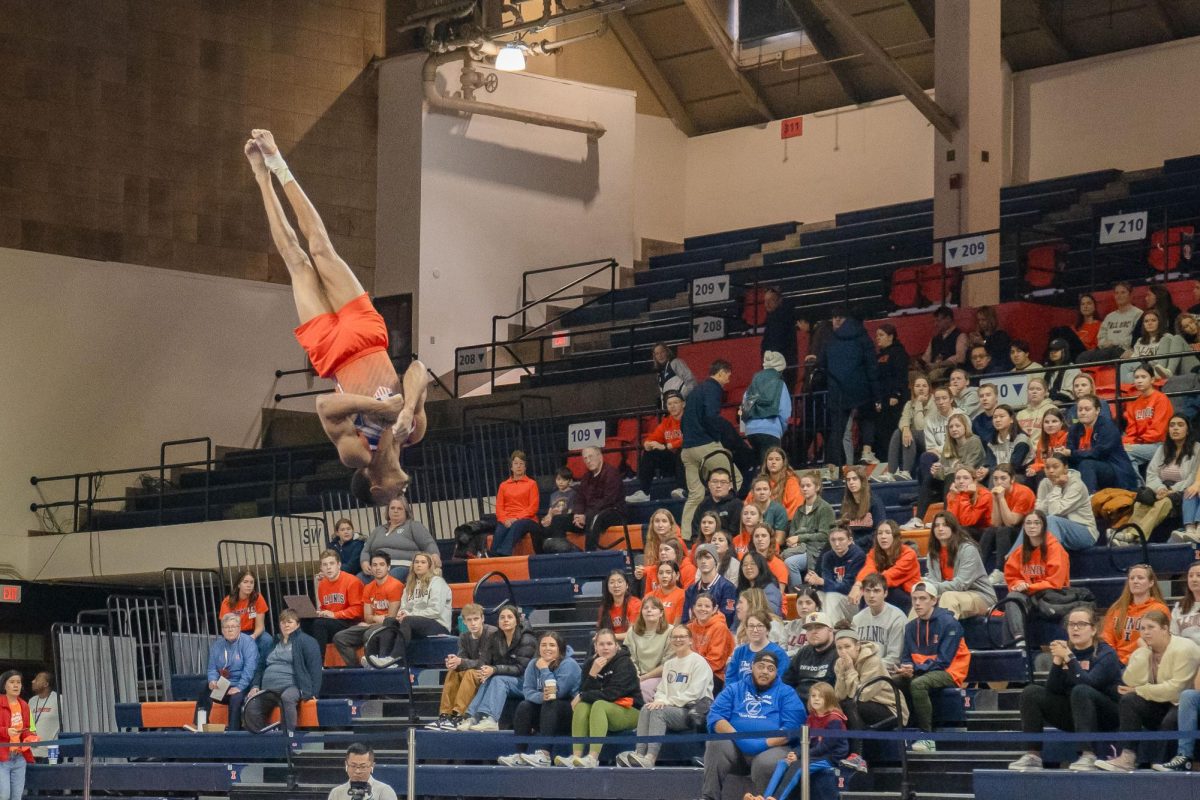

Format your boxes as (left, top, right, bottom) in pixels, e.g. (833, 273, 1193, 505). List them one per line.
(856, 546, 921, 593)
(947, 487, 993, 527)
(1003, 532, 1069, 593)
(1102, 597, 1172, 664)
(687, 613, 736, 678)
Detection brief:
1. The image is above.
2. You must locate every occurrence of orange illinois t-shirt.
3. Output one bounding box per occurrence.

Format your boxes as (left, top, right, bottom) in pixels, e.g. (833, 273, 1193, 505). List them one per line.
(363, 576, 404, 621)
(220, 595, 269, 633)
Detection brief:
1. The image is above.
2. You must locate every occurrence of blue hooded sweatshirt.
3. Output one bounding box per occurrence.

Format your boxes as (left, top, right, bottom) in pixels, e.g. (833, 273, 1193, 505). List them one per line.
(708, 670, 808, 754)
(820, 542, 867, 595)
(520, 645, 583, 703)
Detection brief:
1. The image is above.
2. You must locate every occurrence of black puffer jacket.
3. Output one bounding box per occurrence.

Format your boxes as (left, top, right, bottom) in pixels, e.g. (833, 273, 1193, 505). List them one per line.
(577, 647, 643, 708)
(486, 622, 538, 678)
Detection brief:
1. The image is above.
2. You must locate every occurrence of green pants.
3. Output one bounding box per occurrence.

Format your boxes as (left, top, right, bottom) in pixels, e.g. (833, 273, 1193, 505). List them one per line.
(896, 670, 958, 732)
(571, 700, 640, 757)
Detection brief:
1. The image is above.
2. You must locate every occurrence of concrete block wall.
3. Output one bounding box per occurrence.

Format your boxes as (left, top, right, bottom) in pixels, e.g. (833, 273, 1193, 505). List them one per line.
(0, 0, 383, 287)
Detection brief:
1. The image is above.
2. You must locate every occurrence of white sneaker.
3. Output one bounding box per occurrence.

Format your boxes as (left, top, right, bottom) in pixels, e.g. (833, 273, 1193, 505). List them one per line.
(1068, 753, 1099, 771)
(553, 754, 576, 768)
(497, 753, 525, 766)
(183, 724, 200, 733)
(911, 739, 936, 752)
(520, 751, 552, 767)
(900, 516, 925, 530)
(868, 470, 891, 483)
(615, 751, 636, 767)
(469, 716, 499, 731)
(861, 447, 879, 465)
(625, 490, 651, 504)
(670, 488, 686, 500)
(457, 716, 476, 731)
(988, 569, 1006, 585)
(1007, 753, 1043, 771)
(893, 470, 912, 481)
(368, 655, 395, 668)
(576, 754, 599, 768)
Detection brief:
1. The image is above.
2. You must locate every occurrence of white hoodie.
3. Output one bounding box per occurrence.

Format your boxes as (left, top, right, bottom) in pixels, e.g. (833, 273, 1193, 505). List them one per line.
(655, 650, 714, 706)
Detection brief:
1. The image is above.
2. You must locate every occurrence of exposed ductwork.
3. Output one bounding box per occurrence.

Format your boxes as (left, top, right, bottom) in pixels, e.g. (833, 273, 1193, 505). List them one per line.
(422, 50, 607, 138)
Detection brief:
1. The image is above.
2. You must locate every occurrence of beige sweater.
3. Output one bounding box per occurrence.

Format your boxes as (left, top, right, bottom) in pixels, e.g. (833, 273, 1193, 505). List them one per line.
(1125, 636, 1200, 704)
(832, 641, 909, 724)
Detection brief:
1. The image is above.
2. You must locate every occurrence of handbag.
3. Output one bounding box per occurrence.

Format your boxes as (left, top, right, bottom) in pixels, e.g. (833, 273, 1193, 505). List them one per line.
(1032, 587, 1096, 621)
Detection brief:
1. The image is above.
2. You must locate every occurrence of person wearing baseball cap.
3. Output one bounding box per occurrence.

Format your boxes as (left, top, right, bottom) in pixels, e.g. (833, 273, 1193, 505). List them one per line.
(783, 612, 838, 703)
(683, 544, 737, 626)
(894, 581, 971, 753)
(626, 390, 687, 505)
(701, 645, 806, 800)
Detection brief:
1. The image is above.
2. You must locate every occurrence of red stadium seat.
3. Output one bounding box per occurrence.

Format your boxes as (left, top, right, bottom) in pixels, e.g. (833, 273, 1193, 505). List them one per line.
(1024, 243, 1066, 289)
(919, 263, 961, 305)
(1149, 226, 1195, 272)
(889, 265, 921, 309)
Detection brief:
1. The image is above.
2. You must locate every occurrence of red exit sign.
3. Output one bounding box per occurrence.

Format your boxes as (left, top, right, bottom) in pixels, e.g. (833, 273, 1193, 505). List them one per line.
(780, 116, 803, 139)
(0, 585, 20, 604)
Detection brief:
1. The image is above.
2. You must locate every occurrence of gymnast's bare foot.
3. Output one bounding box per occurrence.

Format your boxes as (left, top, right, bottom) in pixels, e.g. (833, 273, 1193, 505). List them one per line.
(243, 139, 267, 177)
(251, 129, 280, 157)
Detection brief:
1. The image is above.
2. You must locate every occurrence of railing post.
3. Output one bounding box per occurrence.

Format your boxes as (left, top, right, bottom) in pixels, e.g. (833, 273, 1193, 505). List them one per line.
(407, 726, 417, 800)
(799, 724, 810, 800)
(83, 732, 93, 800)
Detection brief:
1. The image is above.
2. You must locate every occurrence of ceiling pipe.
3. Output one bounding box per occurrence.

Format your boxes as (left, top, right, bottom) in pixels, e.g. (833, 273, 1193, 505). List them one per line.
(422, 51, 607, 138)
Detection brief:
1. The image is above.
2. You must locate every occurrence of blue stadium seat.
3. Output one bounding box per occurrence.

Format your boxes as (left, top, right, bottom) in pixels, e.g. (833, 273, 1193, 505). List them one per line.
(529, 550, 628, 580)
(684, 222, 798, 251)
(648, 241, 760, 270)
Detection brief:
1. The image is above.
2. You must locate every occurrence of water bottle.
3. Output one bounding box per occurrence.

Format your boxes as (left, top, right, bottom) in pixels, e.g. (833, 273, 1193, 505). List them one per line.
(47, 745, 58, 765)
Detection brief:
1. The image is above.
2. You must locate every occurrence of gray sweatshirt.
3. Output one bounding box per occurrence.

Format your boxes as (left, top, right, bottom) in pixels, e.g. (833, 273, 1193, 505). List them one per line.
(1098, 306, 1142, 350)
(1035, 469, 1098, 541)
(852, 604, 907, 667)
(399, 576, 453, 632)
(926, 541, 997, 605)
(362, 519, 439, 568)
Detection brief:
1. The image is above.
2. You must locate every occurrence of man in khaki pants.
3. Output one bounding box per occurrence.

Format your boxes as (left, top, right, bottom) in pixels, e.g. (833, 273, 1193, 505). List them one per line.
(680, 360, 735, 538)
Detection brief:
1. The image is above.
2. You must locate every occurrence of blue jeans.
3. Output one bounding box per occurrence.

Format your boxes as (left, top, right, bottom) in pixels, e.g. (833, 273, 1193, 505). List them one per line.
(784, 553, 807, 588)
(0, 751, 26, 800)
(1046, 516, 1097, 550)
(491, 519, 541, 556)
(1178, 689, 1200, 758)
(466, 675, 522, 721)
(1126, 443, 1161, 475)
(1184, 496, 1200, 526)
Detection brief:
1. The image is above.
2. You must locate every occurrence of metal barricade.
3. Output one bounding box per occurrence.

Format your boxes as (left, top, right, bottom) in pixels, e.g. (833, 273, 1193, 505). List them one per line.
(217, 540, 284, 629)
(51, 623, 134, 733)
(321, 490, 383, 540)
(162, 568, 222, 682)
(106, 595, 170, 703)
(271, 514, 328, 601)
(406, 442, 486, 538)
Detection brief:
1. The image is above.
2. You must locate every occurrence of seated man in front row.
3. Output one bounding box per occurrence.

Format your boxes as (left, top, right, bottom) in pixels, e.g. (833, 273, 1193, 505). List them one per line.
(333, 552, 403, 667)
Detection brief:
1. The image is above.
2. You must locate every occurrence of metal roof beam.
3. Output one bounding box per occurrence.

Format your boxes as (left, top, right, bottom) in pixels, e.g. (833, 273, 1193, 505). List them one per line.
(787, 0, 868, 104)
(681, 0, 775, 121)
(608, 12, 699, 136)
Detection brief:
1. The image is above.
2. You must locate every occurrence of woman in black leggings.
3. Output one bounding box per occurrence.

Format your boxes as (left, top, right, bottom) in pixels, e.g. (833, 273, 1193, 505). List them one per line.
(497, 632, 584, 767)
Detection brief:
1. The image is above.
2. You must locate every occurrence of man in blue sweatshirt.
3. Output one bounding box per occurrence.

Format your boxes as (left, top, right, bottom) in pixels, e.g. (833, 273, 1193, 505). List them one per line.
(680, 359, 736, 536)
(702, 650, 807, 800)
(894, 581, 971, 753)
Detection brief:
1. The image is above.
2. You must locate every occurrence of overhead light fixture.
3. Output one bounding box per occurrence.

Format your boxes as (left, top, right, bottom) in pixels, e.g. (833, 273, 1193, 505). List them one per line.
(495, 43, 526, 71)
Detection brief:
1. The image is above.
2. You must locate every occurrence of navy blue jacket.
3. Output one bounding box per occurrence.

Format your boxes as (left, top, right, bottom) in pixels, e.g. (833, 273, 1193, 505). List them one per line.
(819, 318, 879, 410)
(820, 542, 866, 595)
(681, 377, 733, 448)
(1044, 640, 1121, 702)
(683, 574, 738, 625)
(253, 629, 324, 699)
(1066, 415, 1138, 490)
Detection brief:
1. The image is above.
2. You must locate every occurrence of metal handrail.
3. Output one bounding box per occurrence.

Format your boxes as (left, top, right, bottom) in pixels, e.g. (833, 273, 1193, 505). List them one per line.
(518, 256, 619, 329)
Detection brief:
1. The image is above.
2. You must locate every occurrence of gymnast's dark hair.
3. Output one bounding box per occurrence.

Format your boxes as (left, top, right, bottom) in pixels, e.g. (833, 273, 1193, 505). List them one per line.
(350, 469, 375, 506)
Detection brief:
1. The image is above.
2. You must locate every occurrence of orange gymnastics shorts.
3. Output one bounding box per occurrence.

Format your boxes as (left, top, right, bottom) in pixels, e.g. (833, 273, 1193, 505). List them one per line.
(294, 293, 388, 378)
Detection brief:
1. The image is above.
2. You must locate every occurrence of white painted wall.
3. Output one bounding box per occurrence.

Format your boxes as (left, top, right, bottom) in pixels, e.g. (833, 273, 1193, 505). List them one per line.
(682, 96, 937, 237)
(1013, 37, 1200, 182)
(377, 55, 637, 372)
(2, 247, 311, 576)
(633, 113, 688, 250)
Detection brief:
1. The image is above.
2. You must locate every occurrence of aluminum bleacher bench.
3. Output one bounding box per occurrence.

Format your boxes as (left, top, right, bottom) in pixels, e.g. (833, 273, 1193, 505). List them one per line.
(27, 763, 238, 794)
(59, 731, 294, 760)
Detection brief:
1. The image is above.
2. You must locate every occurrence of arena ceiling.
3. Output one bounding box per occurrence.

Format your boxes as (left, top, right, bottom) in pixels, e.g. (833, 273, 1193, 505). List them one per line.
(534, 0, 1200, 135)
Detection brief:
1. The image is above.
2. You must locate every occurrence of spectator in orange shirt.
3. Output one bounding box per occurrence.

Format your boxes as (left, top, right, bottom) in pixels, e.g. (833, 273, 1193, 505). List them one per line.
(1101, 564, 1171, 664)
(687, 593, 735, 692)
(1024, 407, 1068, 490)
(849, 521, 920, 613)
(627, 391, 686, 504)
(305, 550, 364, 655)
(749, 524, 789, 588)
(752, 447, 803, 518)
(1122, 363, 1174, 472)
(649, 561, 687, 624)
(732, 504, 763, 560)
(598, 570, 642, 642)
(634, 508, 680, 587)
(220, 570, 272, 664)
(978, 464, 1036, 576)
(332, 551, 404, 667)
(1002, 510, 1070, 644)
(944, 467, 993, 538)
(490, 450, 542, 556)
(646, 539, 696, 591)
